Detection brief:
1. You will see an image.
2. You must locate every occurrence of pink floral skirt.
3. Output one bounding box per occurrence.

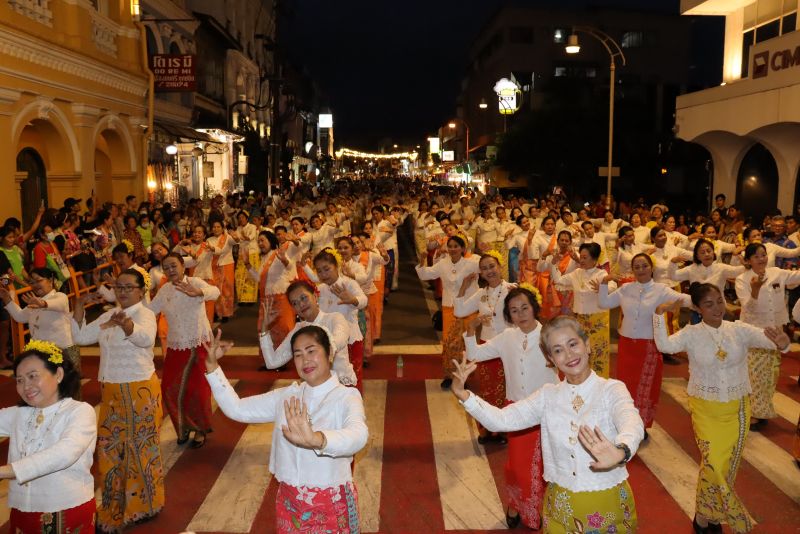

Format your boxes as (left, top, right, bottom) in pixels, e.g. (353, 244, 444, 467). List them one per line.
(276, 481, 360, 533)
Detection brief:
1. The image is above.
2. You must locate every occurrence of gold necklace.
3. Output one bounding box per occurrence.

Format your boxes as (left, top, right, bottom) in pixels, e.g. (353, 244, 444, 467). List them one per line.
(571, 394, 585, 413)
(702, 322, 728, 361)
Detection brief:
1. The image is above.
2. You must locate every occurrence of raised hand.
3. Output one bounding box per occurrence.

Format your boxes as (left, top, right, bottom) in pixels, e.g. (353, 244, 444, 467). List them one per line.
(764, 326, 790, 351)
(750, 272, 766, 293)
(330, 283, 356, 306)
(202, 328, 234, 373)
(587, 279, 601, 292)
(174, 279, 203, 297)
(21, 293, 46, 309)
(578, 425, 626, 471)
(281, 396, 325, 449)
(450, 353, 477, 402)
(655, 300, 681, 315)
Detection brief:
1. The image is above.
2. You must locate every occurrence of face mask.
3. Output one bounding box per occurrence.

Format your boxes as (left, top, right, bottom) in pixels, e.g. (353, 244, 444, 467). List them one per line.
(45, 232, 55, 241)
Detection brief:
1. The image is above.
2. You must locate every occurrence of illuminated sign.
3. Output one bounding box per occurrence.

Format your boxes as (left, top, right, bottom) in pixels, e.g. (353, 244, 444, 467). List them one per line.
(150, 54, 196, 91)
(319, 114, 333, 128)
(493, 77, 521, 115)
(442, 150, 455, 162)
(428, 137, 440, 154)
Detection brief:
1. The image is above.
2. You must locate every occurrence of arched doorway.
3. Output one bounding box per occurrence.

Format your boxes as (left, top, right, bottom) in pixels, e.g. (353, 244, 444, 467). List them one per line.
(736, 143, 779, 227)
(16, 148, 47, 228)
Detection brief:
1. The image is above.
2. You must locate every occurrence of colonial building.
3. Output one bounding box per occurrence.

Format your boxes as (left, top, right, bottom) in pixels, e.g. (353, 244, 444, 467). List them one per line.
(0, 0, 148, 226)
(676, 0, 800, 220)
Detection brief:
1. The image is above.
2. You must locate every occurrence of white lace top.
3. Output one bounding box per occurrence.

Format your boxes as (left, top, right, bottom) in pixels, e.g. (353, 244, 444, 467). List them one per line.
(415, 255, 479, 307)
(247, 251, 294, 295)
(260, 310, 356, 386)
(462, 371, 643, 492)
(206, 369, 367, 489)
(735, 267, 800, 328)
(0, 399, 96, 512)
(6, 290, 73, 349)
(454, 281, 513, 341)
(148, 276, 220, 349)
(207, 234, 234, 265)
(72, 302, 157, 383)
(464, 324, 559, 401)
(653, 315, 783, 401)
(302, 271, 367, 343)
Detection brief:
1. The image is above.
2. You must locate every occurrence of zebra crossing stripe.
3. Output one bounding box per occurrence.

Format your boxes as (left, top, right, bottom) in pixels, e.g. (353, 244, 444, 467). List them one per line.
(424, 380, 506, 530)
(354, 380, 388, 533)
(185, 379, 292, 533)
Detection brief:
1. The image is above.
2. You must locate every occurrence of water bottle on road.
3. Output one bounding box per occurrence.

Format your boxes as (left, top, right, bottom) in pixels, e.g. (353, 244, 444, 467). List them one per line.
(396, 355, 404, 378)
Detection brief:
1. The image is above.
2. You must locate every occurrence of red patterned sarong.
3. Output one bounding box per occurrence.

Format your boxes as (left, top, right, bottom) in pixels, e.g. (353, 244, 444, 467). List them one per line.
(10, 499, 96, 534)
(504, 399, 544, 529)
(617, 335, 662, 428)
(162, 346, 213, 436)
(276, 481, 359, 533)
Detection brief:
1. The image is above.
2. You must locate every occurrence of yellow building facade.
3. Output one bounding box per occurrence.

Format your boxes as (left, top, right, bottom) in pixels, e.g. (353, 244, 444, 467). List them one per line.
(0, 0, 148, 226)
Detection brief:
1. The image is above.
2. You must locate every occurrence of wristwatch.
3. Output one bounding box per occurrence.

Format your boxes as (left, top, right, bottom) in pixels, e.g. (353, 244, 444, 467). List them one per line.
(616, 442, 631, 465)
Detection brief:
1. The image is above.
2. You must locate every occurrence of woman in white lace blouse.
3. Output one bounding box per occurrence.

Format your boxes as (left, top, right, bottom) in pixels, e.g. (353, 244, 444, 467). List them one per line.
(452, 315, 644, 533)
(204, 325, 367, 534)
(149, 253, 220, 449)
(653, 282, 789, 534)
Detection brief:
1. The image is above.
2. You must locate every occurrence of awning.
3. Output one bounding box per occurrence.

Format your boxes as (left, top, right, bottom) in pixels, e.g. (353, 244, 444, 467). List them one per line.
(154, 122, 218, 143)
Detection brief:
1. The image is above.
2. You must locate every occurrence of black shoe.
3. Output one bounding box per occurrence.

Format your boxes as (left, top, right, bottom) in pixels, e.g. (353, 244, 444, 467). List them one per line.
(176, 431, 190, 445)
(373, 338, 381, 345)
(220, 317, 229, 324)
(707, 523, 723, 533)
(190, 433, 206, 449)
(257, 365, 268, 372)
(505, 508, 521, 529)
(362, 360, 370, 369)
(477, 434, 490, 445)
(692, 516, 709, 533)
(643, 430, 649, 441)
(663, 353, 682, 365)
(749, 418, 767, 431)
(795, 459, 800, 470)
(440, 378, 452, 390)
(495, 433, 508, 445)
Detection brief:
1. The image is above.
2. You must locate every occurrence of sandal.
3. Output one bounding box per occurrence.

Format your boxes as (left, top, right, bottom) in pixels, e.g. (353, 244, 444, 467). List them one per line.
(190, 432, 207, 449)
(176, 431, 191, 445)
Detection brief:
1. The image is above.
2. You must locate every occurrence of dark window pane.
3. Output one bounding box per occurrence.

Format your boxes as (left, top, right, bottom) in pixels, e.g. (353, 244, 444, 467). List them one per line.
(756, 19, 780, 43)
(783, 13, 797, 34)
(742, 29, 755, 77)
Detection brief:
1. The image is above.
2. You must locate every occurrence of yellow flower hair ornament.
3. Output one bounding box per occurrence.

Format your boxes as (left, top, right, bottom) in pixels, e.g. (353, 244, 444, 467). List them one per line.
(517, 282, 543, 306)
(323, 247, 343, 267)
(482, 249, 504, 266)
(121, 240, 135, 254)
(24, 340, 63, 365)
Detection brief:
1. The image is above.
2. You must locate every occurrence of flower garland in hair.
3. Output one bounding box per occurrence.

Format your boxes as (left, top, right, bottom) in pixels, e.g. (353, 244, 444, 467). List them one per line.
(24, 340, 63, 365)
(121, 240, 135, 254)
(517, 282, 543, 306)
(137, 267, 152, 292)
(323, 247, 343, 267)
(483, 249, 504, 266)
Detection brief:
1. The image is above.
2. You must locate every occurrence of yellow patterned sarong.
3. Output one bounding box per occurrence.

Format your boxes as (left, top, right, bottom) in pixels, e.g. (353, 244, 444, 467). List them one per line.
(235, 250, 259, 303)
(688, 395, 753, 533)
(746, 347, 780, 419)
(543, 480, 637, 533)
(97, 374, 165, 531)
(576, 311, 610, 378)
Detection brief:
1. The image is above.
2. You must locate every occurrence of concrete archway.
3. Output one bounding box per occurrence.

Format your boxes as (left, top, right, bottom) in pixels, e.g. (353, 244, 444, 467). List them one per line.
(736, 143, 779, 226)
(93, 115, 137, 203)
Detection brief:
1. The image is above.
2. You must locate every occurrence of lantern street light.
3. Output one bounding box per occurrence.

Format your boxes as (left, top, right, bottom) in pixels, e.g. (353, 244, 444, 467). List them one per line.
(447, 118, 470, 164)
(565, 26, 626, 210)
(479, 98, 488, 109)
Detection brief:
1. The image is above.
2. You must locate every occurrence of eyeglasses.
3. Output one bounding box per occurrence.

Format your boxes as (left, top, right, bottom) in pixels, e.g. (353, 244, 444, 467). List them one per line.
(112, 285, 142, 293)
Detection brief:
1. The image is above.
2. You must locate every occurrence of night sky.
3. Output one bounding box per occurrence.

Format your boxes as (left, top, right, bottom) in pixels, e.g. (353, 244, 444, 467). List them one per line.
(285, 0, 683, 150)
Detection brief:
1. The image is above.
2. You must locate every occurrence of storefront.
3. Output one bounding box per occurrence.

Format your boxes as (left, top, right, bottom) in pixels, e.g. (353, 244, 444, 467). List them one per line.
(676, 0, 800, 219)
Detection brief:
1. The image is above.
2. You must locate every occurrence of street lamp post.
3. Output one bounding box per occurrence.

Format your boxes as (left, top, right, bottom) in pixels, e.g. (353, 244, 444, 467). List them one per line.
(447, 118, 470, 164)
(565, 27, 626, 210)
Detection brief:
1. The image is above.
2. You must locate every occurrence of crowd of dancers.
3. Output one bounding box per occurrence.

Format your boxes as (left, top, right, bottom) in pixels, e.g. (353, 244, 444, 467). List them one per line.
(0, 180, 797, 533)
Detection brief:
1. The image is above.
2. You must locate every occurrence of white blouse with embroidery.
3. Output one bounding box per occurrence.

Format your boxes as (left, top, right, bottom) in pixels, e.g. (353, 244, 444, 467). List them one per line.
(464, 324, 559, 401)
(735, 267, 800, 328)
(206, 369, 367, 489)
(461, 371, 643, 492)
(454, 281, 513, 341)
(260, 310, 356, 385)
(148, 276, 220, 350)
(415, 255, 479, 307)
(653, 314, 783, 401)
(0, 399, 96, 513)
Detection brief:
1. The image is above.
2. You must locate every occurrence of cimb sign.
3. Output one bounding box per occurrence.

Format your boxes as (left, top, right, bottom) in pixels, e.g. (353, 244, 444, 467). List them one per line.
(752, 45, 800, 79)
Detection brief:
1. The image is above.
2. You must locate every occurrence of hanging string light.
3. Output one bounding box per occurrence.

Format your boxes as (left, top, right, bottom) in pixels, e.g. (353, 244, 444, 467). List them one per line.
(335, 147, 418, 161)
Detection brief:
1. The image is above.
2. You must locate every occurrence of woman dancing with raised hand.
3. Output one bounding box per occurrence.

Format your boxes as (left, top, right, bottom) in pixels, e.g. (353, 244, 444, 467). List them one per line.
(0, 342, 95, 533)
(204, 325, 368, 533)
(454, 315, 644, 533)
(598, 253, 691, 431)
(653, 282, 790, 533)
(149, 253, 220, 449)
(415, 235, 479, 389)
(462, 285, 558, 529)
